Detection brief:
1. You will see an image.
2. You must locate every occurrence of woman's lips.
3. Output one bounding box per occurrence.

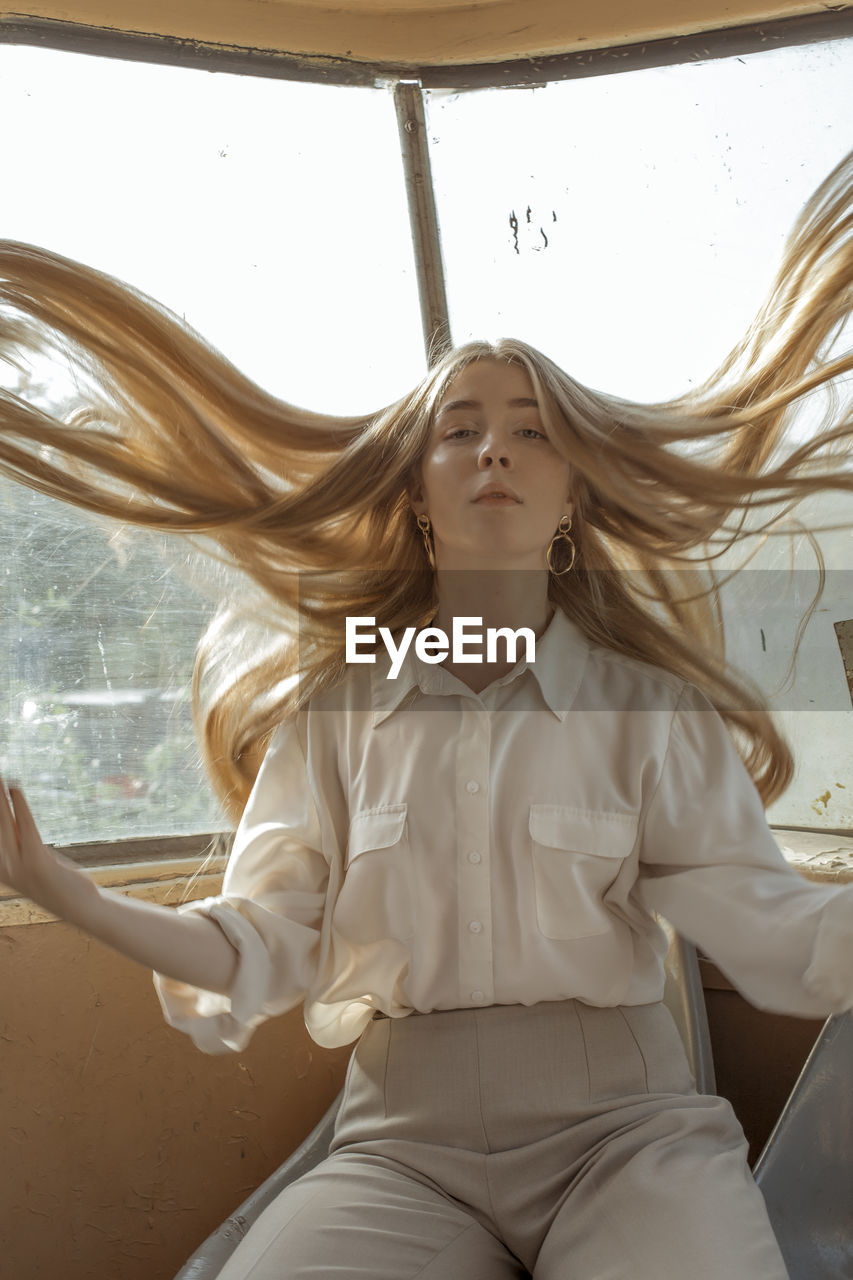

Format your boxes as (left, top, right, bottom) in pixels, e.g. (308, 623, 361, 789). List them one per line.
(473, 493, 521, 506)
(472, 485, 521, 504)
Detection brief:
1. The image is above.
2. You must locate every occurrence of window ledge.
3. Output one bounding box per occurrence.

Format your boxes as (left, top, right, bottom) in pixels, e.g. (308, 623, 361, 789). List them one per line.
(0, 832, 231, 928)
(0, 826, 851, 929)
(771, 827, 853, 886)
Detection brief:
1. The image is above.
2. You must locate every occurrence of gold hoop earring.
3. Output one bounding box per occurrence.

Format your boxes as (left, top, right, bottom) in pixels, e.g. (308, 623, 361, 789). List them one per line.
(416, 512, 435, 570)
(546, 514, 576, 576)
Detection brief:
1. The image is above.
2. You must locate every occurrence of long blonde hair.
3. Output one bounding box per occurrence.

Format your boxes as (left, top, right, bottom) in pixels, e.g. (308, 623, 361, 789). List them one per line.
(1, 150, 852, 819)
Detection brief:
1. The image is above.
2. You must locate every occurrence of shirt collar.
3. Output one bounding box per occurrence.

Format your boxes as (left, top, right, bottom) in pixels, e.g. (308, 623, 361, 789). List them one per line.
(369, 607, 589, 726)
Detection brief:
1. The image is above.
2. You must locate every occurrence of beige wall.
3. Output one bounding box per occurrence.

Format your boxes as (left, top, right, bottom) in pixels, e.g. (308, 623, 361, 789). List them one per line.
(0, 916, 827, 1278)
(0, 0, 836, 64)
(0, 918, 350, 1280)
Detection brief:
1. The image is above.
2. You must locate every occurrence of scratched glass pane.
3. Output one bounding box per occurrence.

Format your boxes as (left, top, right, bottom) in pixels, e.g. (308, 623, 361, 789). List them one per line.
(426, 37, 853, 402)
(0, 44, 423, 413)
(712, 496, 853, 832)
(0, 45, 421, 843)
(0, 474, 225, 844)
(426, 39, 853, 830)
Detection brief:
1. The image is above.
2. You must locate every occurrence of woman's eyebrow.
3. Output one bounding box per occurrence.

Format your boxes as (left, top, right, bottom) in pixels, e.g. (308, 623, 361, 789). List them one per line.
(436, 397, 540, 417)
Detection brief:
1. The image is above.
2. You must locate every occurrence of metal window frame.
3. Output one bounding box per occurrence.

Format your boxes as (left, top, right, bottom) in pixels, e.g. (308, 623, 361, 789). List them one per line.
(2, 8, 853, 87)
(1, 7, 852, 861)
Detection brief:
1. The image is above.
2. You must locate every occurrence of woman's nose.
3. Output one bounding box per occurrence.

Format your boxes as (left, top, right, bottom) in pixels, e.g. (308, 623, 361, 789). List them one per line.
(477, 431, 513, 469)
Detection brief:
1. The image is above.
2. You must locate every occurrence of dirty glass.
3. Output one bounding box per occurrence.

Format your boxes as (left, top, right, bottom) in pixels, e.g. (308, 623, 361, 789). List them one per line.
(426, 37, 853, 400)
(426, 39, 853, 830)
(1, 477, 223, 844)
(0, 45, 422, 844)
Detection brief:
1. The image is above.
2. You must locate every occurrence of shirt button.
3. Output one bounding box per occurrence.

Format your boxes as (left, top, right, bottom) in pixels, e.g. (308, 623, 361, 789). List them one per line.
(465, 780, 480, 794)
(468, 920, 483, 934)
(471, 990, 485, 1004)
(467, 851, 482, 864)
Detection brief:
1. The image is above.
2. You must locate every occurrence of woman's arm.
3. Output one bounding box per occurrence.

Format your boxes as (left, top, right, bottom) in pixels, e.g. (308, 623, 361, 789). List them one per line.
(152, 716, 330, 1053)
(0, 777, 239, 995)
(636, 685, 853, 1017)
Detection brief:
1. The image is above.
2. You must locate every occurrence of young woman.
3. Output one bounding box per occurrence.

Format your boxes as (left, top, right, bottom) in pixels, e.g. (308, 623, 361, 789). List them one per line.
(1, 150, 853, 1278)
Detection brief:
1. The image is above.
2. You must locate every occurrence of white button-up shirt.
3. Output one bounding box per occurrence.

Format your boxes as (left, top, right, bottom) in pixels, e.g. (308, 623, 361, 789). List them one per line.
(154, 609, 853, 1053)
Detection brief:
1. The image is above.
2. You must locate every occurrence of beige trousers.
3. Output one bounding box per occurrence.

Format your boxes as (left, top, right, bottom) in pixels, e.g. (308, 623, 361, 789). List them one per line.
(217, 1000, 790, 1279)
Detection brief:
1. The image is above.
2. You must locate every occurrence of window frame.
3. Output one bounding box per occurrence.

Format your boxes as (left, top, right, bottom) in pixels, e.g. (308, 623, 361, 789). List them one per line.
(2, 7, 853, 88)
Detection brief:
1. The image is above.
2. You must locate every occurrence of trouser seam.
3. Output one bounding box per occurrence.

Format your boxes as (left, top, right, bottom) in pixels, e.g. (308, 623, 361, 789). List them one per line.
(482, 1153, 503, 1247)
(572, 1001, 593, 1103)
(473, 1012, 492, 1153)
(616, 1005, 650, 1093)
(409, 1220, 495, 1279)
(230, 1181, 331, 1276)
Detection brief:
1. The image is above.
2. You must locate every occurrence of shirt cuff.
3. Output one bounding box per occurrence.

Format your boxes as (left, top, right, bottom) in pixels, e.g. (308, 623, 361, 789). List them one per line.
(802, 886, 853, 1013)
(152, 897, 275, 1055)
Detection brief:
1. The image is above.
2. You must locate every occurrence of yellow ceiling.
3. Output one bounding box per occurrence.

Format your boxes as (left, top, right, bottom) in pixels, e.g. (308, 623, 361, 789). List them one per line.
(0, 1, 833, 65)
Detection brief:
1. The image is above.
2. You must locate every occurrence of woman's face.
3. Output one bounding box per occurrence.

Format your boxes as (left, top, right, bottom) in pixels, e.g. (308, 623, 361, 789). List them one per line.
(409, 359, 573, 571)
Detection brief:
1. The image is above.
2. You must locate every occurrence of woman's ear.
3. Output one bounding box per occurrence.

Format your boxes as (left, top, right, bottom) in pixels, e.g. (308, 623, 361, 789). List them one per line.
(406, 472, 426, 515)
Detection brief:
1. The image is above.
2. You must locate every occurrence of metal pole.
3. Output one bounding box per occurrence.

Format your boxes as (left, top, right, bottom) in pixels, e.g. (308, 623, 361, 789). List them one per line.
(393, 80, 452, 367)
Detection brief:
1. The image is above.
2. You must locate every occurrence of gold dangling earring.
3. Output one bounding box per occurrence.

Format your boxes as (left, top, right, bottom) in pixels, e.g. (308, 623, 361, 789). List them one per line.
(546, 514, 576, 576)
(416, 512, 435, 570)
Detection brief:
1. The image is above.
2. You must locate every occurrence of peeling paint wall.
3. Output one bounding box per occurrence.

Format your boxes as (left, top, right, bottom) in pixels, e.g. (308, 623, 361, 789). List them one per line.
(0, 920, 350, 1280)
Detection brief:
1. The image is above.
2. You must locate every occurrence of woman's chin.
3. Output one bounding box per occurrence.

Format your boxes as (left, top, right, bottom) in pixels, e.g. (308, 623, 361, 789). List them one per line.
(434, 551, 549, 575)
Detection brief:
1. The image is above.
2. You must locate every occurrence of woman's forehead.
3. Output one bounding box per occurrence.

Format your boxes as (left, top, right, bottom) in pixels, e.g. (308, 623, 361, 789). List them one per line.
(437, 359, 537, 408)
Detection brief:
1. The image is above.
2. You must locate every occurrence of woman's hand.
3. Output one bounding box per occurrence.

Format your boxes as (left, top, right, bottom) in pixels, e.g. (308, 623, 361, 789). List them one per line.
(0, 774, 239, 991)
(0, 776, 98, 921)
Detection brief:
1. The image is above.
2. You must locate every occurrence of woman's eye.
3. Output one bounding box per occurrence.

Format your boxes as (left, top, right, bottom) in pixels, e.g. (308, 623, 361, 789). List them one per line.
(443, 424, 544, 440)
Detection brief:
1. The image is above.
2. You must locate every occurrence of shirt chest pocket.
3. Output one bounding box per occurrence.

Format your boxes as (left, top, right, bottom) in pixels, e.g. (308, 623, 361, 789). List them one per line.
(529, 805, 638, 941)
(333, 803, 414, 945)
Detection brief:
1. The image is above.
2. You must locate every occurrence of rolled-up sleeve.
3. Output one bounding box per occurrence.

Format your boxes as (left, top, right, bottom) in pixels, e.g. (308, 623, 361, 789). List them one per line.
(153, 717, 328, 1053)
(636, 683, 853, 1018)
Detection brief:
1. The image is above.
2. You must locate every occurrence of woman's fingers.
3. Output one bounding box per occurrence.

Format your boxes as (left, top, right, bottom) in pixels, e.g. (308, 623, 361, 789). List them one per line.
(0, 776, 90, 917)
(0, 776, 23, 889)
(9, 783, 42, 847)
(0, 777, 48, 886)
(0, 774, 17, 829)
(0, 776, 46, 854)
(0, 775, 21, 844)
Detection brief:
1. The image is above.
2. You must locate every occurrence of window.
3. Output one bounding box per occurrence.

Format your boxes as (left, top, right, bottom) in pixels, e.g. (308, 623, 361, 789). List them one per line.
(0, 45, 423, 845)
(424, 34, 853, 832)
(1, 21, 851, 847)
